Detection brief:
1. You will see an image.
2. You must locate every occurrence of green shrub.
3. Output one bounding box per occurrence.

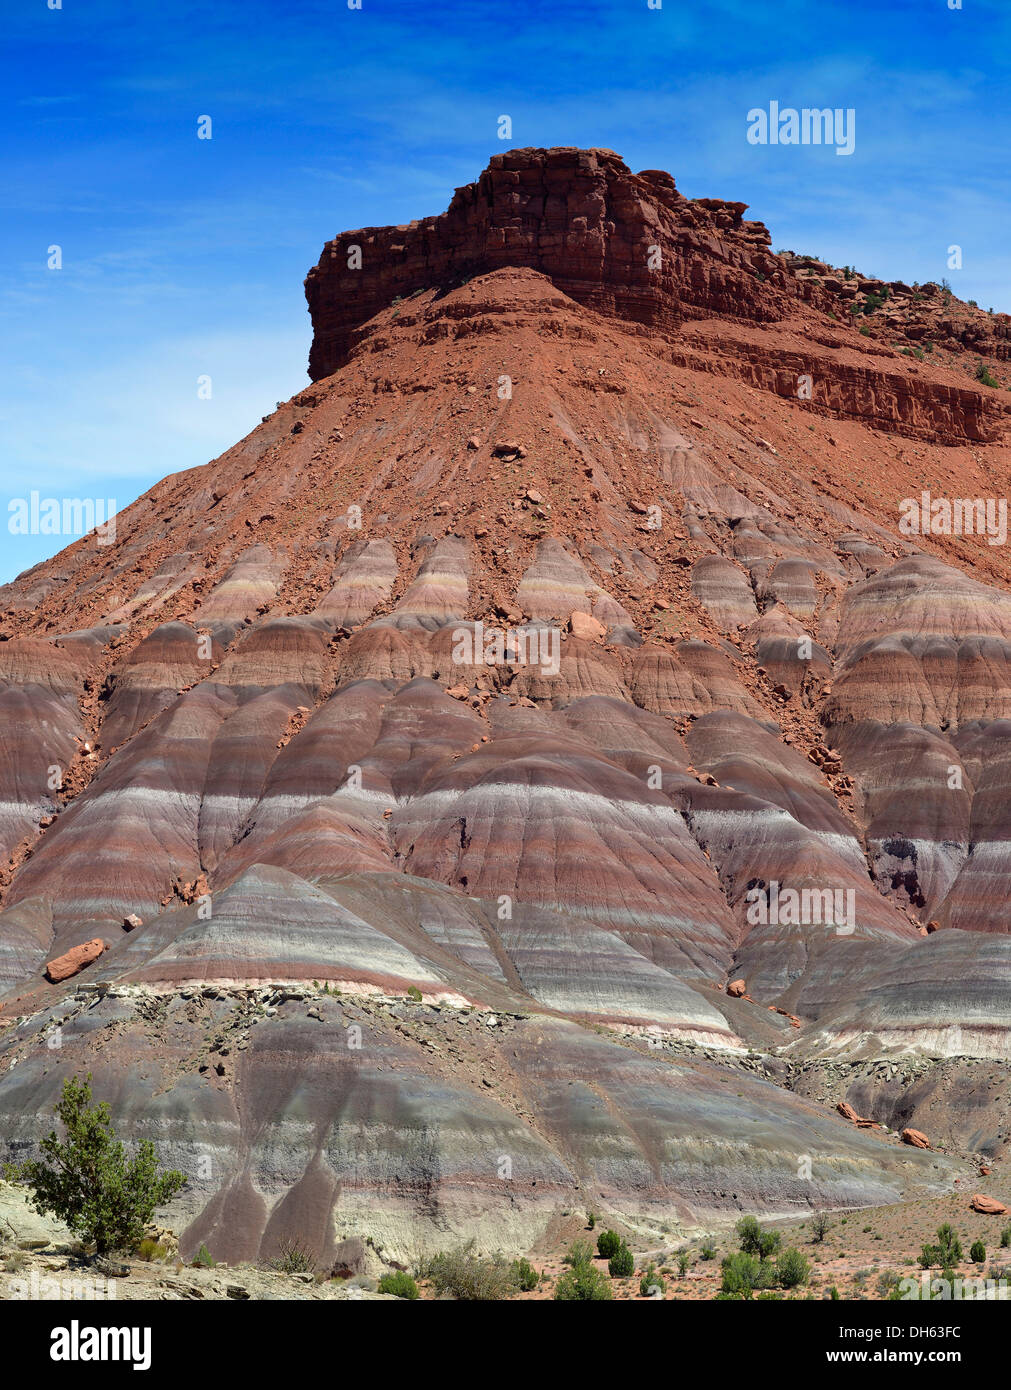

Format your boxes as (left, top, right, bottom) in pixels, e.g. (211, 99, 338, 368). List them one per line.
(736, 1215, 781, 1261)
(510, 1257, 539, 1292)
(608, 1241, 634, 1278)
(422, 1242, 517, 1300)
(378, 1270, 419, 1300)
(936, 1224, 962, 1265)
(554, 1257, 612, 1301)
(564, 1240, 595, 1268)
(698, 1241, 716, 1260)
(810, 1212, 830, 1243)
(639, 1262, 665, 1297)
(720, 1250, 772, 1298)
(192, 1243, 215, 1268)
(928, 1268, 958, 1300)
(135, 1238, 167, 1262)
(677, 1249, 691, 1278)
(406, 986, 422, 1002)
(976, 361, 999, 387)
(12, 1075, 186, 1256)
(596, 1229, 621, 1259)
(970, 1240, 986, 1264)
(586, 1211, 596, 1230)
(1000, 1225, 1011, 1249)
(776, 1247, 811, 1288)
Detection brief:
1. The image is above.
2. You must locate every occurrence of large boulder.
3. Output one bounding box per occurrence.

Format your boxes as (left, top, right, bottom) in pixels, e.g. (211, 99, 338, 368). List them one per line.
(901, 1128, 931, 1149)
(970, 1194, 1008, 1215)
(44, 938, 108, 984)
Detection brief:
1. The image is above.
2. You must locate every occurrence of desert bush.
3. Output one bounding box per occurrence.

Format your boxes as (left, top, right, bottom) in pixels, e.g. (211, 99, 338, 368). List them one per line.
(11, 1075, 186, 1256)
(639, 1262, 665, 1297)
(720, 1250, 773, 1298)
(698, 1240, 717, 1260)
(269, 1237, 317, 1274)
(423, 1241, 517, 1300)
(564, 1239, 595, 1268)
(1001, 1225, 1011, 1249)
(809, 1212, 831, 1243)
(736, 1215, 780, 1261)
(510, 1257, 539, 1292)
(192, 1243, 215, 1268)
(677, 1249, 691, 1278)
(776, 1247, 811, 1289)
(378, 1270, 419, 1300)
(970, 1240, 986, 1264)
(135, 1238, 167, 1263)
(596, 1229, 621, 1259)
(608, 1241, 634, 1278)
(554, 1246, 612, 1301)
(936, 1224, 962, 1265)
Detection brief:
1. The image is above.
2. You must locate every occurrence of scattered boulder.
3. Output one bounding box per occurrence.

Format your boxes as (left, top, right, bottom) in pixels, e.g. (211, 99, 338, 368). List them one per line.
(568, 611, 606, 642)
(970, 1194, 1008, 1215)
(901, 1128, 930, 1149)
(45, 938, 108, 984)
(837, 1100, 878, 1128)
(492, 440, 526, 460)
(726, 978, 747, 998)
(123, 914, 143, 931)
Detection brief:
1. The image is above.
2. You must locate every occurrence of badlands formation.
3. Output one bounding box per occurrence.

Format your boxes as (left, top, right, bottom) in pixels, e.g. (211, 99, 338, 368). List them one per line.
(2, 148, 1011, 1269)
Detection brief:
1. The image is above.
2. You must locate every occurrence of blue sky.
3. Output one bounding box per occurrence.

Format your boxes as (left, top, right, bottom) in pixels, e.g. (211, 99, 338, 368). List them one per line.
(3, 0, 1009, 582)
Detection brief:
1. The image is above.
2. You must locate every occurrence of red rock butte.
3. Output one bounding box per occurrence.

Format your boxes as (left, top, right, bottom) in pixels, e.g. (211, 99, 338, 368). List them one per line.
(1, 148, 1011, 1267)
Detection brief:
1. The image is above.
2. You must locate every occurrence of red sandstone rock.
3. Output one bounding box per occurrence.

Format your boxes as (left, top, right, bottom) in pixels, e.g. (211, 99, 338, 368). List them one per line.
(726, 979, 747, 997)
(568, 611, 606, 642)
(970, 1194, 1008, 1215)
(901, 1128, 930, 1149)
(837, 1101, 878, 1128)
(45, 938, 108, 983)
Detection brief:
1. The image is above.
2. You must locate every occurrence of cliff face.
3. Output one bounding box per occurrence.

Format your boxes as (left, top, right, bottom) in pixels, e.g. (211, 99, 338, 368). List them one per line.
(304, 145, 825, 380)
(304, 146, 1009, 447)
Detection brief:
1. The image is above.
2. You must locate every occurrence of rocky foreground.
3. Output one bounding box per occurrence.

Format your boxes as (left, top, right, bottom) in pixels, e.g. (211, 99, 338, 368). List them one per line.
(1, 148, 1010, 1275)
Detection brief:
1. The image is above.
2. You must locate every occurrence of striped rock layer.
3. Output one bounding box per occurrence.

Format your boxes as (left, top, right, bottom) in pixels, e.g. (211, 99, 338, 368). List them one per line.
(1, 150, 1010, 1258)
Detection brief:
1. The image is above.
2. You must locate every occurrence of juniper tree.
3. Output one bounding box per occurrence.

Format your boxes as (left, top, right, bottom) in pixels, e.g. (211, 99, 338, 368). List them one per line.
(13, 1075, 186, 1255)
